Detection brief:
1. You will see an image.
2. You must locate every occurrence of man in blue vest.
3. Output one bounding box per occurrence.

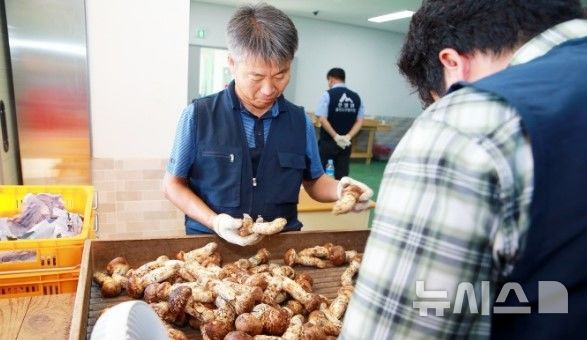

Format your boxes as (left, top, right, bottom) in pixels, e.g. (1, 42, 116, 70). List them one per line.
(316, 68, 364, 179)
(163, 4, 373, 246)
(341, 0, 586, 339)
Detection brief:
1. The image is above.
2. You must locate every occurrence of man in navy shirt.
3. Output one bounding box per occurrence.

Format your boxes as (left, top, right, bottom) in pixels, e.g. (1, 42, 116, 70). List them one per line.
(316, 68, 365, 179)
(163, 4, 373, 246)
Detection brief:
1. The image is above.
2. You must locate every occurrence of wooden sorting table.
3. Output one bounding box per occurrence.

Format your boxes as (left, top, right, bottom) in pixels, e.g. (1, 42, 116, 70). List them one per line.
(69, 230, 369, 340)
(349, 119, 392, 164)
(0, 293, 74, 340)
(298, 187, 374, 231)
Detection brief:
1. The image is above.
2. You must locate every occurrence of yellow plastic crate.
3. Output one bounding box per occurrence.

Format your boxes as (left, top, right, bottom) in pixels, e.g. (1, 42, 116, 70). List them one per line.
(0, 267, 79, 298)
(0, 185, 95, 271)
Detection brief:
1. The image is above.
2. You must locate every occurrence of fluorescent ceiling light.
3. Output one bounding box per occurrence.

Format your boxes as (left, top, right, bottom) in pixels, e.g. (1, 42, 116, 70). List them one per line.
(368, 10, 414, 23)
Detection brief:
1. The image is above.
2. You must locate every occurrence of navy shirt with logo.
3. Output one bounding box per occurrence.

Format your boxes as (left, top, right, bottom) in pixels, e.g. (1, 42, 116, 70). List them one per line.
(315, 83, 365, 119)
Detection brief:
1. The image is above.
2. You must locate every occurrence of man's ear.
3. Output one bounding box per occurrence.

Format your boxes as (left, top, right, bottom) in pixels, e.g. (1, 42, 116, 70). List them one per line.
(227, 53, 236, 73)
(438, 48, 471, 89)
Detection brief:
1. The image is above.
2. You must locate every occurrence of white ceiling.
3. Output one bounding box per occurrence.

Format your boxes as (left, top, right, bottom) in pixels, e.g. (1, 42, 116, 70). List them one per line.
(192, 0, 423, 33)
(193, 0, 587, 34)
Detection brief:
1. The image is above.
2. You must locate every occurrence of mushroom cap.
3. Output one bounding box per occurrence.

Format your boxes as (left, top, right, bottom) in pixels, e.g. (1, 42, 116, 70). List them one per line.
(283, 249, 297, 266)
(234, 293, 257, 315)
(271, 265, 295, 279)
(297, 272, 314, 285)
(224, 331, 254, 340)
(200, 252, 222, 267)
(281, 266, 296, 279)
(201, 320, 232, 340)
(250, 286, 264, 302)
(219, 263, 245, 279)
(306, 310, 340, 336)
(240, 214, 254, 237)
(344, 185, 363, 198)
(244, 273, 269, 290)
(304, 295, 323, 313)
(214, 301, 236, 324)
(328, 245, 346, 266)
(150, 301, 176, 323)
(156, 282, 172, 300)
(169, 286, 192, 315)
(106, 257, 129, 276)
(307, 310, 325, 324)
(126, 276, 145, 298)
(100, 280, 122, 298)
(235, 259, 251, 269)
(235, 313, 264, 335)
(255, 248, 271, 263)
(286, 300, 305, 315)
(301, 324, 327, 340)
(263, 306, 290, 336)
(295, 272, 314, 292)
(143, 282, 160, 303)
(175, 250, 186, 261)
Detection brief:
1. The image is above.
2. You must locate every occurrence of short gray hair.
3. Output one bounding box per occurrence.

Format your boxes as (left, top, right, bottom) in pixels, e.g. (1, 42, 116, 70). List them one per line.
(227, 3, 298, 64)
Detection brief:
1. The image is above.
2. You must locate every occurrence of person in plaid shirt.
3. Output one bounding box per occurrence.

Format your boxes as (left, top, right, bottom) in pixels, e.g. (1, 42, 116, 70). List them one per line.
(341, 1, 587, 339)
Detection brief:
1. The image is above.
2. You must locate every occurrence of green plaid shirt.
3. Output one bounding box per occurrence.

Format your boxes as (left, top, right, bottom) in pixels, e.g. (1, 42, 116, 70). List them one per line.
(341, 19, 587, 340)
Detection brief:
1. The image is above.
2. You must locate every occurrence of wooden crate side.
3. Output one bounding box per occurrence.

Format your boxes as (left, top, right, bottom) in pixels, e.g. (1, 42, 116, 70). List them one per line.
(69, 239, 93, 340)
(89, 230, 369, 269)
(71, 230, 370, 339)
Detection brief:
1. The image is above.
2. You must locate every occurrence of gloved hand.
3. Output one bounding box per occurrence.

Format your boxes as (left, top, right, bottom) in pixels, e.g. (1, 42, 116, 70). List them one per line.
(341, 134, 352, 146)
(334, 134, 351, 149)
(337, 177, 374, 212)
(212, 213, 262, 246)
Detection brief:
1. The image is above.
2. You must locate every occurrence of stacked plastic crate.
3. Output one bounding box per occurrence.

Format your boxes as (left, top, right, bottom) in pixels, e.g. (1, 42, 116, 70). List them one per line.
(0, 185, 95, 298)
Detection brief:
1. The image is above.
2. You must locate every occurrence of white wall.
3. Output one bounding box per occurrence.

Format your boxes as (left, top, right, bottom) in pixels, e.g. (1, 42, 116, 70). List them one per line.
(87, 0, 190, 159)
(189, 2, 234, 48)
(86, 0, 420, 158)
(189, 1, 421, 118)
(293, 16, 420, 118)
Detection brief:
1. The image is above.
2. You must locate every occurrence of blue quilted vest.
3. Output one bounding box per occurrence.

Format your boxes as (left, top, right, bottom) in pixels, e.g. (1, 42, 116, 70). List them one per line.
(452, 37, 587, 339)
(185, 81, 307, 234)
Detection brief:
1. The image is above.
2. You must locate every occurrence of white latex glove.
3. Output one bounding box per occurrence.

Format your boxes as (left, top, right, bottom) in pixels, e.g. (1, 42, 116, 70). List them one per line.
(337, 177, 374, 212)
(342, 134, 352, 146)
(212, 213, 262, 246)
(334, 134, 351, 149)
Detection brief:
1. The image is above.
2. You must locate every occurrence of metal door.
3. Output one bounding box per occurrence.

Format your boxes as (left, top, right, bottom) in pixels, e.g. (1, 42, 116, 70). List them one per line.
(5, 0, 91, 184)
(0, 3, 20, 184)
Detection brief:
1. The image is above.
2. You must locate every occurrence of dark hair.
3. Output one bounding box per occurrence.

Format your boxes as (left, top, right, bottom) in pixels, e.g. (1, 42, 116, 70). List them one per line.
(327, 68, 346, 82)
(227, 3, 298, 64)
(398, 0, 583, 105)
